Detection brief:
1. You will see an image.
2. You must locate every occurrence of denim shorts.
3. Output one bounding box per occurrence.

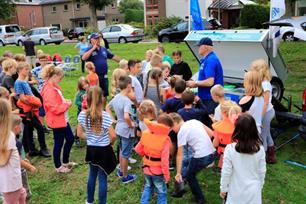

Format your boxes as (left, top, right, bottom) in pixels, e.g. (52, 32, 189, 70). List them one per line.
(118, 136, 135, 159)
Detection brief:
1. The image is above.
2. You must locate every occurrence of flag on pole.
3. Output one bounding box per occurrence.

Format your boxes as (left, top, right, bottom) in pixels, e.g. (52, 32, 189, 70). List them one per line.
(190, 0, 204, 30)
(270, 0, 286, 57)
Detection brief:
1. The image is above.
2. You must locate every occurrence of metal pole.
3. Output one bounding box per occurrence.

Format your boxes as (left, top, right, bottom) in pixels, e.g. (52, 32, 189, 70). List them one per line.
(189, 0, 191, 32)
(218, 0, 221, 22)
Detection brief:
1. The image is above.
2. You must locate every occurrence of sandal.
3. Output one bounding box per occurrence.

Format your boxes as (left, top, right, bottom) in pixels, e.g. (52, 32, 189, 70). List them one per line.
(55, 166, 71, 173)
(62, 162, 78, 169)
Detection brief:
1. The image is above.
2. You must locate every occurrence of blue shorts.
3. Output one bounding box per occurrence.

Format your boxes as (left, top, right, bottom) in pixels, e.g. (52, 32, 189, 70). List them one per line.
(118, 136, 136, 159)
(39, 106, 46, 117)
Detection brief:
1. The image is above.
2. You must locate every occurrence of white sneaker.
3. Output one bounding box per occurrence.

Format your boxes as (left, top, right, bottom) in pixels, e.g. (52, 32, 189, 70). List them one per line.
(128, 157, 137, 164)
(116, 164, 131, 170)
(206, 161, 214, 168)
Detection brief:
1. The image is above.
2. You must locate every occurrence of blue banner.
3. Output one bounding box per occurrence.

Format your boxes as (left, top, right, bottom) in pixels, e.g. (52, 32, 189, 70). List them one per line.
(190, 0, 204, 30)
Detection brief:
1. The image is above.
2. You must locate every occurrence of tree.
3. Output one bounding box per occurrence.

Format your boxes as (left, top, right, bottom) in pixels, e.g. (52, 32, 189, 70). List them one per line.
(119, 0, 143, 13)
(0, 0, 15, 20)
(125, 9, 144, 23)
(80, 0, 114, 30)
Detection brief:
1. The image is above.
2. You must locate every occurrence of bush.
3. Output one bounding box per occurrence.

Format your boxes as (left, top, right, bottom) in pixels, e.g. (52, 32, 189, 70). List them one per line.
(62, 28, 69, 37)
(125, 9, 144, 23)
(128, 21, 144, 29)
(152, 16, 182, 36)
(240, 4, 269, 29)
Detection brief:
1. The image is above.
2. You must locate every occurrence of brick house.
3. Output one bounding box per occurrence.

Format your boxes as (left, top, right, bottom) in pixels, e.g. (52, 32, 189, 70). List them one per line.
(143, 0, 212, 27)
(0, 0, 124, 30)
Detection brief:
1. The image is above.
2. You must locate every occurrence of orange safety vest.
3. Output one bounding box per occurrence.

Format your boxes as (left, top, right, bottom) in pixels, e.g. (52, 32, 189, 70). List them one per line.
(212, 117, 235, 155)
(140, 119, 171, 167)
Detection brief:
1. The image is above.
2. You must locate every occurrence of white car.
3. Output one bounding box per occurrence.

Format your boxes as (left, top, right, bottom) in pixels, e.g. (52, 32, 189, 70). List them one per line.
(0, 24, 22, 46)
(101, 24, 144, 43)
(268, 16, 306, 41)
(16, 27, 65, 46)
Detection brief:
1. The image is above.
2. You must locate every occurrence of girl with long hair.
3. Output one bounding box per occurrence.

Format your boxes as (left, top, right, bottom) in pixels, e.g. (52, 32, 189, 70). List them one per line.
(220, 113, 266, 204)
(0, 99, 27, 204)
(239, 70, 264, 134)
(251, 59, 277, 164)
(40, 64, 75, 173)
(144, 68, 165, 113)
(77, 86, 117, 204)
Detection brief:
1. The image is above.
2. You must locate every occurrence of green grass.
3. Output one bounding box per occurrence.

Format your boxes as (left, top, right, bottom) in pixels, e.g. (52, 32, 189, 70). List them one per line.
(0, 42, 306, 204)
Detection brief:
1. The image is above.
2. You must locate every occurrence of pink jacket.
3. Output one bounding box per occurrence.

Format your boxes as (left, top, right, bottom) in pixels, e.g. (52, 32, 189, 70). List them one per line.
(41, 81, 70, 128)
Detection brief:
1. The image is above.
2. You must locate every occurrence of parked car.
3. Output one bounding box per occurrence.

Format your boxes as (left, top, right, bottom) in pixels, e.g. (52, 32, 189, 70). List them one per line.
(67, 27, 85, 40)
(101, 24, 144, 43)
(0, 24, 22, 46)
(158, 18, 222, 43)
(266, 16, 306, 41)
(16, 27, 65, 46)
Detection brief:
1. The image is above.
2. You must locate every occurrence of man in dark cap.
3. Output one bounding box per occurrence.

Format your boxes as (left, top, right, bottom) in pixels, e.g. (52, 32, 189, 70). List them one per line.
(187, 37, 223, 114)
(82, 33, 120, 107)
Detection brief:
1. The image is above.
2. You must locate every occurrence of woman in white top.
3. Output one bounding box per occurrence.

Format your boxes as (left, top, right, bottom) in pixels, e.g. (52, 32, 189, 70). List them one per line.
(251, 59, 277, 164)
(220, 113, 266, 204)
(239, 70, 264, 134)
(0, 99, 26, 204)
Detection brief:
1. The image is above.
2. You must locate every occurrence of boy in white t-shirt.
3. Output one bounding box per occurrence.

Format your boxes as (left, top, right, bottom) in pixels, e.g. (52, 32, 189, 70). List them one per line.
(170, 113, 216, 204)
(210, 84, 225, 122)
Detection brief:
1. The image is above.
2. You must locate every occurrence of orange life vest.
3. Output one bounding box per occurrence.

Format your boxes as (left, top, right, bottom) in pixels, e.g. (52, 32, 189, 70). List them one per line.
(212, 117, 235, 154)
(140, 119, 171, 167)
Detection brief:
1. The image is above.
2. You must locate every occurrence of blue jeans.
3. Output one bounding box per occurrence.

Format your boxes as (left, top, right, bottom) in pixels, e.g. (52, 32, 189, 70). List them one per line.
(52, 123, 74, 168)
(186, 152, 216, 201)
(141, 174, 167, 204)
(182, 145, 193, 179)
(87, 164, 107, 204)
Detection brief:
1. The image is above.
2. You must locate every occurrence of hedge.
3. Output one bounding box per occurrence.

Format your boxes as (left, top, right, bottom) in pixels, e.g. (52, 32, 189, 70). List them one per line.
(125, 9, 144, 23)
(240, 4, 270, 29)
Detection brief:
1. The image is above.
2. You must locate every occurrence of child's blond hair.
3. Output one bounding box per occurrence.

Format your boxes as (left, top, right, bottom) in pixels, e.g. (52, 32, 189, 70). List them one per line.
(77, 76, 89, 91)
(11, 114, 22, 128)
(111, 68, 127, 97)
(119, 59, 128, 70)
(138, 100, 157, 121)
(150, 54, 162, 68)
(41, 64, 64, 80)
(16, 62, 30, 73)
(210, 84, 224, 98)
(14, 54, 26, 62)
(0, 87, 9, 98)
(220, 100, 241, 118)
(162, 61, 171, 71)
(250, 59, 272, 81)
(85, 61, 95, 72)
(0, 99, 12, 158)
(243, 71, 263, 97)
(2, 59, 17, 72)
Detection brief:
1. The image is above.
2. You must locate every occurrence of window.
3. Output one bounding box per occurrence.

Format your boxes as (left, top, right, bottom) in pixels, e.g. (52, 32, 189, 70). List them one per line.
(50, 28, 59, 34)
(40, 29, 48, 34)
(111, 26, 121, 32)
(64, 4, 68, 11)
(32, 29, 41, 36)
(301, 22, 306, 31)
(177, 22, 187, 31)
(24, 30, 32, 36)
(102, 27, 111, 33)
(0, 28, 2, 34)
(52, 6, 56, 12)
(5, 25, 20, 33)
(76, 3, 80, 10)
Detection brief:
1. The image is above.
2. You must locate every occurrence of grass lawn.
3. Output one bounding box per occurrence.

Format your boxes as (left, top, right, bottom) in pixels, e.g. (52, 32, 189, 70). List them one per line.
(0, 42, 305, 204)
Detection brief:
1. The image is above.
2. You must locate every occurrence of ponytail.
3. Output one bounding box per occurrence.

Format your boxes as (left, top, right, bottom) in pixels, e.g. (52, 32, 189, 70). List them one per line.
(85, 86, 103, 134)
(41, 64, 64, 80)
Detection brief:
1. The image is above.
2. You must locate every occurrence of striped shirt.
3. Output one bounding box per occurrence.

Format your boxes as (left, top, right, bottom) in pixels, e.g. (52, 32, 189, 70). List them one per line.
(78, 111, 113, 147)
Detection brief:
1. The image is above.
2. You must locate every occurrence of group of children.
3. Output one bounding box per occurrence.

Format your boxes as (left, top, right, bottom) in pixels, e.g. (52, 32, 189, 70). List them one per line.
(0, 44, 276, 204)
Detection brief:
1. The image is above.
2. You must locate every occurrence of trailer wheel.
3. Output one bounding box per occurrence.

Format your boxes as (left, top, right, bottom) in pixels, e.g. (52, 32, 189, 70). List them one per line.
(271, 77, 284, 102)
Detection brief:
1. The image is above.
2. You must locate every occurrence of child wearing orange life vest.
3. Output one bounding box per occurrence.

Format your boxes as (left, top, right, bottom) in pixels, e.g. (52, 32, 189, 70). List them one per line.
(213, 100, 241, 169)
(135, 114, 173, 204)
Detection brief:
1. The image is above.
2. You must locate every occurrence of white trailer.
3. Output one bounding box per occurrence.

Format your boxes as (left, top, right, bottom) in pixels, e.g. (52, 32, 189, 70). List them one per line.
(184, 29, 288, 101)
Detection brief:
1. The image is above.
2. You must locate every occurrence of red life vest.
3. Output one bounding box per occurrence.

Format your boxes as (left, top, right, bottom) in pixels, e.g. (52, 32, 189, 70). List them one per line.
(140, 119, 171, 167)
(212, 117, 235, 155)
